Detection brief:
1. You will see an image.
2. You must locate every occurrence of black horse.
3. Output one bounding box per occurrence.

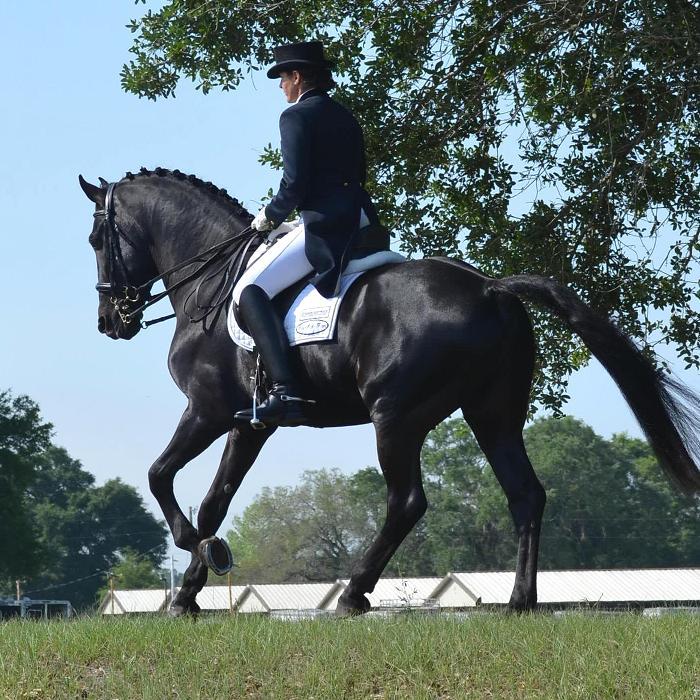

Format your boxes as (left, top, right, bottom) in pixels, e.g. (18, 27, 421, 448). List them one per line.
(80, 168, 700, 616)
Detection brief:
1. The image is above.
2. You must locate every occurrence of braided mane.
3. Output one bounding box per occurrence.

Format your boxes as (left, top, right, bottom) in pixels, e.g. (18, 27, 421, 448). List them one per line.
(122, 167, 253, 221)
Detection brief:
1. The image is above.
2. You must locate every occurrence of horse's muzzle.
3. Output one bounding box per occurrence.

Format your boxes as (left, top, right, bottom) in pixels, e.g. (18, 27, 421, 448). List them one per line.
(98, 312, 141, 340)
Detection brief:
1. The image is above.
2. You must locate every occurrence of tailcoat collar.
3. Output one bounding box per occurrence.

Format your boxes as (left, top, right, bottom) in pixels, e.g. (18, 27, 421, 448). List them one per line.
(297, 88, 327, 103)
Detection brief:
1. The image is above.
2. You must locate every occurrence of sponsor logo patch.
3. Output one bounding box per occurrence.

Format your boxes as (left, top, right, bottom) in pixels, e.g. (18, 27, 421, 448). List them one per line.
(296, 319, 330, 335)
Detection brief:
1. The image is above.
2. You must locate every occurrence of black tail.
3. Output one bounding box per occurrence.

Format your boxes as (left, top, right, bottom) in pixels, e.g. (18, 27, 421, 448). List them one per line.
(490, 274, 700, 495)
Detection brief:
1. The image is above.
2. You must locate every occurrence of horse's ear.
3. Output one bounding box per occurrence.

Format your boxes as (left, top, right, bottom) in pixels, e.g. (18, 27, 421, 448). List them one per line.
(79, 174, 105, 205)
(98, 177, 109, 188)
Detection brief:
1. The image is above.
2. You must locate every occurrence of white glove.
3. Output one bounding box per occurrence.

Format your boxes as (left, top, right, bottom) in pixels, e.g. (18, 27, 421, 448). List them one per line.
(252, 207, 274, 232)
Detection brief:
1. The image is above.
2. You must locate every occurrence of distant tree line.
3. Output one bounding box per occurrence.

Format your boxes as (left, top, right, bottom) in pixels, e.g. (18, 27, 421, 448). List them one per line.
(227, 417, 700, 583)
(4, 388, 697, 602)
(0, 390, 168, 609)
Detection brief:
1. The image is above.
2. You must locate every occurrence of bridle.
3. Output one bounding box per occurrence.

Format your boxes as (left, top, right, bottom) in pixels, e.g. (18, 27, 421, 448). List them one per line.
(93, 183, 144, 322)
(93, 181, 261, 329)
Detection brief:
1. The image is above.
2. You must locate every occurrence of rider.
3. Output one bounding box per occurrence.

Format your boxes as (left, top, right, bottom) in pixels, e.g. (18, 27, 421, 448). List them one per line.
(234, 40, 380, 429)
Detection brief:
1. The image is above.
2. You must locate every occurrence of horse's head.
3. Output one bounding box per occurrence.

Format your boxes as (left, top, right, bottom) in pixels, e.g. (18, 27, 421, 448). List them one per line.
(79, 175, 155, 340)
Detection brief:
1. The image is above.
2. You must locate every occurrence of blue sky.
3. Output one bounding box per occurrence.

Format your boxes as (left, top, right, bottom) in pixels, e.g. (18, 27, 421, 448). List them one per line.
(2, 3, 696, 562)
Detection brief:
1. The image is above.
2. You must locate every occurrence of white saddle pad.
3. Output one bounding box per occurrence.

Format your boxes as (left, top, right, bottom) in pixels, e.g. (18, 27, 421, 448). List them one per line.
(227, 250, 406, 351)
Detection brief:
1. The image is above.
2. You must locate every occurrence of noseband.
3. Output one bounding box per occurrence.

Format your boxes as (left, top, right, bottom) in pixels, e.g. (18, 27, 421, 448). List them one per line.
(94, 181, 258, 328)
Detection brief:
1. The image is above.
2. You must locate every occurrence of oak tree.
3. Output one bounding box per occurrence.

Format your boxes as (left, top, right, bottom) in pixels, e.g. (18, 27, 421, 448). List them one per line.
(122, 0, 700, 410)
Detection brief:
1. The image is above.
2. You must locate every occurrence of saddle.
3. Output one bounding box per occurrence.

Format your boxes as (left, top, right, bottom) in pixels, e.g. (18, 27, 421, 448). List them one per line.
(227, 223, 404, 351)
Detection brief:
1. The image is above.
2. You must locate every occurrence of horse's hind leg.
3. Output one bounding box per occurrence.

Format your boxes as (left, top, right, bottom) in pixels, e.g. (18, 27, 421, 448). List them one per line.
(467, 416, 546, 611)
(337, 424, 428, 616)
(170, 425, 271, 617)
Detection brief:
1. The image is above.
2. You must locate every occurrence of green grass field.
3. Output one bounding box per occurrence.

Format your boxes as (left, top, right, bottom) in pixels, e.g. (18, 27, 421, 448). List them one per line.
(0, 613, 698, 699)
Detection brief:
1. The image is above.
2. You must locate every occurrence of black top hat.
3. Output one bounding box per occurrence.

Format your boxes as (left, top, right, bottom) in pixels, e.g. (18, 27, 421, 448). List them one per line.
(266, 41, 333, 79)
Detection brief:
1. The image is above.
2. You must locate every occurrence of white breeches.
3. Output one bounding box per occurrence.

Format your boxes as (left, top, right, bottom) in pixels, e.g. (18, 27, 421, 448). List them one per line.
(232, 221, 313, 305)
(233, 209, 371, 305)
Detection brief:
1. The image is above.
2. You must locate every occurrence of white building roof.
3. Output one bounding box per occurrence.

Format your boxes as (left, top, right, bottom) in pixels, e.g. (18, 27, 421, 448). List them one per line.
(100, 585, 247, 615)
(100, 589, 168, 615)
(236, 582, 336, 613)
(366, 577, 443, 606)
(100, 568, 700, 615)
(194, 585, 247, 611)
(432, 569, 700, 607)
(319, 577, 444, 611)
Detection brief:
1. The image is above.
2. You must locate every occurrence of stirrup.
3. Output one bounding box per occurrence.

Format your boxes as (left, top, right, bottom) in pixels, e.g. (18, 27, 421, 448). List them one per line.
(236, 387, 315, 430)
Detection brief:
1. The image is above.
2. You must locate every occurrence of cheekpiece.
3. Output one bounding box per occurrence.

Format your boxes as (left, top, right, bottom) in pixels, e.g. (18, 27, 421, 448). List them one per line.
(267, 41, 333, 79)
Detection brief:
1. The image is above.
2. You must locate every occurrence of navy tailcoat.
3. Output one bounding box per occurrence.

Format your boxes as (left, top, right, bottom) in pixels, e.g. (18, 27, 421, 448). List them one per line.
(264, 88, 379, 297)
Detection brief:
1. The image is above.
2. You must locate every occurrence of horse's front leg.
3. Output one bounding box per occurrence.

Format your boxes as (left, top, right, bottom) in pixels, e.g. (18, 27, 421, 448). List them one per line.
(171, 424, 272, 616)
(148, 406, 228, 555)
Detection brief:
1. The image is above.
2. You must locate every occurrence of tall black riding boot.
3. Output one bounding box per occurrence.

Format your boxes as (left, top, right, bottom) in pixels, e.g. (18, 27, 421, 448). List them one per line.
(234, 284, 314, 428)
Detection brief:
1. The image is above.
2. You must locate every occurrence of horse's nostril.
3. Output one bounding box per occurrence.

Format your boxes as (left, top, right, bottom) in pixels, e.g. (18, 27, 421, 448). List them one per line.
(98, 317, 106, 333)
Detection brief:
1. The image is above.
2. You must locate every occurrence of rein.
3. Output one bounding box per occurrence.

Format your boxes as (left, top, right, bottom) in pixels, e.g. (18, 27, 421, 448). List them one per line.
(94, 182, 260, 328)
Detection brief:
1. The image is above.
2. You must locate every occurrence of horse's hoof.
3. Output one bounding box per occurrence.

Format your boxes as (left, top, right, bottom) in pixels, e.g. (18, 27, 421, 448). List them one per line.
(168, 600, 200, 618)
(198, 536, 234, 575)
(335, 592, 371, 617)
(507, 597, 537, 614)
